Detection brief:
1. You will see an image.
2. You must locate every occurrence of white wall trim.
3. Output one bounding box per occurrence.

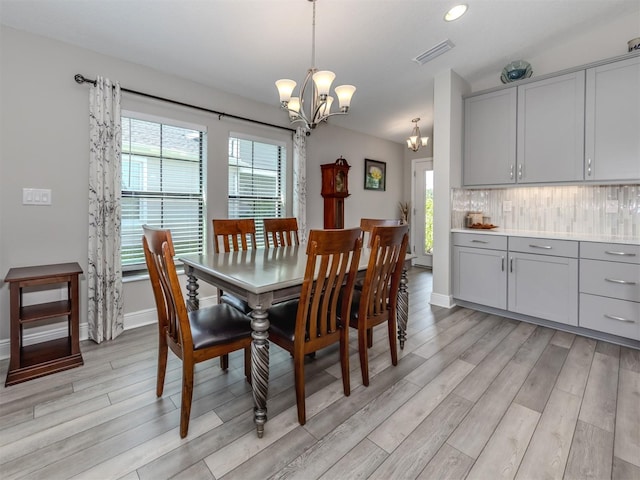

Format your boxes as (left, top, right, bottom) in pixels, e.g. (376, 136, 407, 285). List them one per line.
(429, 292, 456, 309)
(0, 295, 217, 360)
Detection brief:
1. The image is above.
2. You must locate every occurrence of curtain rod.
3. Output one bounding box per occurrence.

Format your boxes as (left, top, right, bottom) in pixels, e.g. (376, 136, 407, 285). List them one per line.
(74, 74, 296, 134)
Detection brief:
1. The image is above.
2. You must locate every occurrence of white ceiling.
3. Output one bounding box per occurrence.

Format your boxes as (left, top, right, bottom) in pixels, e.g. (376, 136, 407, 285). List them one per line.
(1, 0, 638, 144)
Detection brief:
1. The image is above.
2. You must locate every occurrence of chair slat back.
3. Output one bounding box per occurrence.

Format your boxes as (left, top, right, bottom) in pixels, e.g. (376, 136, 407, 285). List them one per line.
(359, 218, 402, 247)
(296, 228, 362, 353)
(212, 219, 256, 253)
(263, 217, 300, 247)
(142, 225, 192, 351)
(359, 225, 409, 320)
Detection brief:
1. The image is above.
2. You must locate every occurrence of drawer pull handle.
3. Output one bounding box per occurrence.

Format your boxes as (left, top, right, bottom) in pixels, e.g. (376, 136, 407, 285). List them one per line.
(471, 240, 489, 244)
(604, 250, 636, 257)
(605, 278, 637, 285)
(604, 314, 636, 324)
(529, 244, 552, 249)
(501, 256, 505, 271)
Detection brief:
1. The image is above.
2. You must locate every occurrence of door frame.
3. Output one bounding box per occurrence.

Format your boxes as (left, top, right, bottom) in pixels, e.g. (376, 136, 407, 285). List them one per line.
(411, 157, 434, 267)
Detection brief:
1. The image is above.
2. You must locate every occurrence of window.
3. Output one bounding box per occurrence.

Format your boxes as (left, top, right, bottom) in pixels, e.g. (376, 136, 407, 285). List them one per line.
(228, 135, 285, 246)
(121, 115, 205, 270)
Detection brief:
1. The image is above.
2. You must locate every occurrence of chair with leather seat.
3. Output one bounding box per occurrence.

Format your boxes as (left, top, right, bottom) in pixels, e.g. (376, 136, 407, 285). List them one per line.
(142, 225, 253, 438)
(263, 217, 300, 247)
(359, 218, 402, 247)
(267, 228, 362, 425)
(348, 224, 409, 386)
(355, 218, 402, 291)
(211, 219, 256, 315)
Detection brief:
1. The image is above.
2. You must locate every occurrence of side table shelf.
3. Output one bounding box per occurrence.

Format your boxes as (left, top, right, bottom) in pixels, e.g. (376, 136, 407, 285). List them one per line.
(4, 262, 84, 386)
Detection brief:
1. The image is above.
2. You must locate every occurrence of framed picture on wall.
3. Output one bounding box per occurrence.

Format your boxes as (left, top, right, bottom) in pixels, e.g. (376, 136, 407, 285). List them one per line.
(364, 159, 386, 191)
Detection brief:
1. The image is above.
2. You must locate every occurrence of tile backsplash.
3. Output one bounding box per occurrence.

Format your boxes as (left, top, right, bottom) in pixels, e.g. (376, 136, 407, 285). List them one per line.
(451, 185, 639, 238)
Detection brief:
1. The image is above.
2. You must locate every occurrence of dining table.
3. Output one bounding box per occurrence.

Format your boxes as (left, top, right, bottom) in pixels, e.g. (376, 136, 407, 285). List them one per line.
(180, 245, 411, 438)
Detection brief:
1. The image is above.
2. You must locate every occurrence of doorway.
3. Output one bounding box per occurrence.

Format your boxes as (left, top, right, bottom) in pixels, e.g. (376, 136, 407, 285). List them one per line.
(411, 158, 433, 268)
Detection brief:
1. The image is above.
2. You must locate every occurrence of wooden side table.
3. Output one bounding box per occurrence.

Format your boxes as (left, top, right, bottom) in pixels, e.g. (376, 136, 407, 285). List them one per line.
(4, 262, 84, 386)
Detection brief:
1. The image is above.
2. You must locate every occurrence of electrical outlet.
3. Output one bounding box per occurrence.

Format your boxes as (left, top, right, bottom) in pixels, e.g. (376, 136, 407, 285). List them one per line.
(503, 201, 513, 213)
(605, 200, 618, 214)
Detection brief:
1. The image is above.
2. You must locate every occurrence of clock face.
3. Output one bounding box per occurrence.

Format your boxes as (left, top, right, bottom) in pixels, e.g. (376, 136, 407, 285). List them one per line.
(335, 171, 345, 192)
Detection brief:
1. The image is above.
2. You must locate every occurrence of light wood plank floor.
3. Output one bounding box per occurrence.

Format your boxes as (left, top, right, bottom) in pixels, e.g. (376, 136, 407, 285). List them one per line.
(1, 268, 639, 480)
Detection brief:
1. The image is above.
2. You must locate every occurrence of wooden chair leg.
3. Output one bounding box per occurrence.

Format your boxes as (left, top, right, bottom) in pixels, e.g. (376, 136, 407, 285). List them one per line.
(244, 346, 252, 384)
(157, 335, 168, 397)
(340, 330, 351, 396)
(367, 328, 373, 348)
(388, 314, 398, 366)
(293, 353, 306, 425)
(180, 361, 195, 438)
(358, 327, 370, 386)
(220, 354, 229, 370)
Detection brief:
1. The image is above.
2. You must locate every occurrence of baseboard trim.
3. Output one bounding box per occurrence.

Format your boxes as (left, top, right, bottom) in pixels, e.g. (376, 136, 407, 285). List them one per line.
(429, 292, 456, 308)
(0, 295, 217, 360)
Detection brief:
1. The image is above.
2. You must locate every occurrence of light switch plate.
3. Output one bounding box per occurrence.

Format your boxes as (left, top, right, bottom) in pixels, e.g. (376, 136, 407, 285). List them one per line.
(503, 201, 513, 213)
(22, 188, 52, 205)
(605, 200, 618, 214)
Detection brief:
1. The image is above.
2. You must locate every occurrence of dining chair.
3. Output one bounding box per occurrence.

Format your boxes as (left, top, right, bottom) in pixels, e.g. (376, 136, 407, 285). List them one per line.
(267, 228, 363, 425)
(212, 218, 257, 254)
(142, 225, 253, 438)
(263, 217, 300, 247)
(348, 224, 409, 386)
(359, 218, 402, 247)
(211, 219, 256, 315)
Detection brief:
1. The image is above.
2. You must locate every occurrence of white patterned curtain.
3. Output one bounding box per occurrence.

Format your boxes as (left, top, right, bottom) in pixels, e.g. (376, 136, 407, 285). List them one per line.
(87, 76, 124, 343)
(293, 127, 308, 244)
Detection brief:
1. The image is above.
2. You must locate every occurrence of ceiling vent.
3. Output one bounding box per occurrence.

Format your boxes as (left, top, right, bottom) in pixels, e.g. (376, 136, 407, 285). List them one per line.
(412, 39, 455, 65)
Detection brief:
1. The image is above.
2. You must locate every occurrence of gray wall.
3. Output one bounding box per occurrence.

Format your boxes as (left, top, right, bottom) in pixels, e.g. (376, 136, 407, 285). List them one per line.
(0, 26, 407, 346)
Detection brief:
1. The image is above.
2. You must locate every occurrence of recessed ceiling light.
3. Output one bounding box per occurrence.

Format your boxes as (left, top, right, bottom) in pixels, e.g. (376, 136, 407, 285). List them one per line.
(444, 4, 468, 22)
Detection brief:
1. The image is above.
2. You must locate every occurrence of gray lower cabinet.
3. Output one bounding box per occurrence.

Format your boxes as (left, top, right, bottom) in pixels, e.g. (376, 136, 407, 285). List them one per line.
(452, 233, 507, 309)
(451, 234, 640, 341)
(579, 242, 640, 340)
(508, 251, 578, 326)
(452, 234, 579, 323)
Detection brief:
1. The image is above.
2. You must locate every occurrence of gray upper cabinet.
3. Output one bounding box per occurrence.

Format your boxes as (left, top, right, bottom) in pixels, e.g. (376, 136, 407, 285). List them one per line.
(585, 56, 640, 181)
(463, 88, 517, 186)
(516, 71, 585, 183)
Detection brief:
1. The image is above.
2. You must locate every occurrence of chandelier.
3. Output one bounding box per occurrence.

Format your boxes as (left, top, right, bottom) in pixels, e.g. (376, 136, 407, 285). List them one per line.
(275, 0, 356, 133)
(407, 118, 429, 152)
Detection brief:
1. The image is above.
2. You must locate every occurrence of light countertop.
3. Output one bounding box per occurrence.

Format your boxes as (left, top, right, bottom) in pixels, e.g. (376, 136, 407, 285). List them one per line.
(451, 228, 639, 245)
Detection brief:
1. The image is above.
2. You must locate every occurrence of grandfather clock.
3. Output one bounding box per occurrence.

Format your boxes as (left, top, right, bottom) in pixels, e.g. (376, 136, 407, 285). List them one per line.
(321, 156, 350, 229)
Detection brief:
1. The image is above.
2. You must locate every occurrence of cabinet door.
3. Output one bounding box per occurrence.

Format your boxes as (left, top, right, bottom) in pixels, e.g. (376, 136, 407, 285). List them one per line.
(463, 88, 517, 186)
(517, 71, 585, 183)
(585, 56, 640, 181)
(508, 252, 578, 325)
(453, 246, 507, 309)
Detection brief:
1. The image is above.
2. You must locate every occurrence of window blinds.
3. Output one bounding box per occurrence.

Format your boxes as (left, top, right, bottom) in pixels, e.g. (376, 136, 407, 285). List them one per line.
(228, 136, 285, 246)
(121, 117, 205, 269)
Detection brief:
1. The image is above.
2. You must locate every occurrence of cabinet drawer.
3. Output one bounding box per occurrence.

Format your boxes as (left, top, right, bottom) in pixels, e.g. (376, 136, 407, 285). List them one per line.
(580, 242, 640, 264)
(509, 237, 578, 257)
(579, 293, 640, 340)
(452, 233, 507, 250)
(580, 259, 640, 302)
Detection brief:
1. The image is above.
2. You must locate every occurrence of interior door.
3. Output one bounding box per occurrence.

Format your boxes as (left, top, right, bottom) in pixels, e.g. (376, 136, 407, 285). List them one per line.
(411, 158, 433, 267)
